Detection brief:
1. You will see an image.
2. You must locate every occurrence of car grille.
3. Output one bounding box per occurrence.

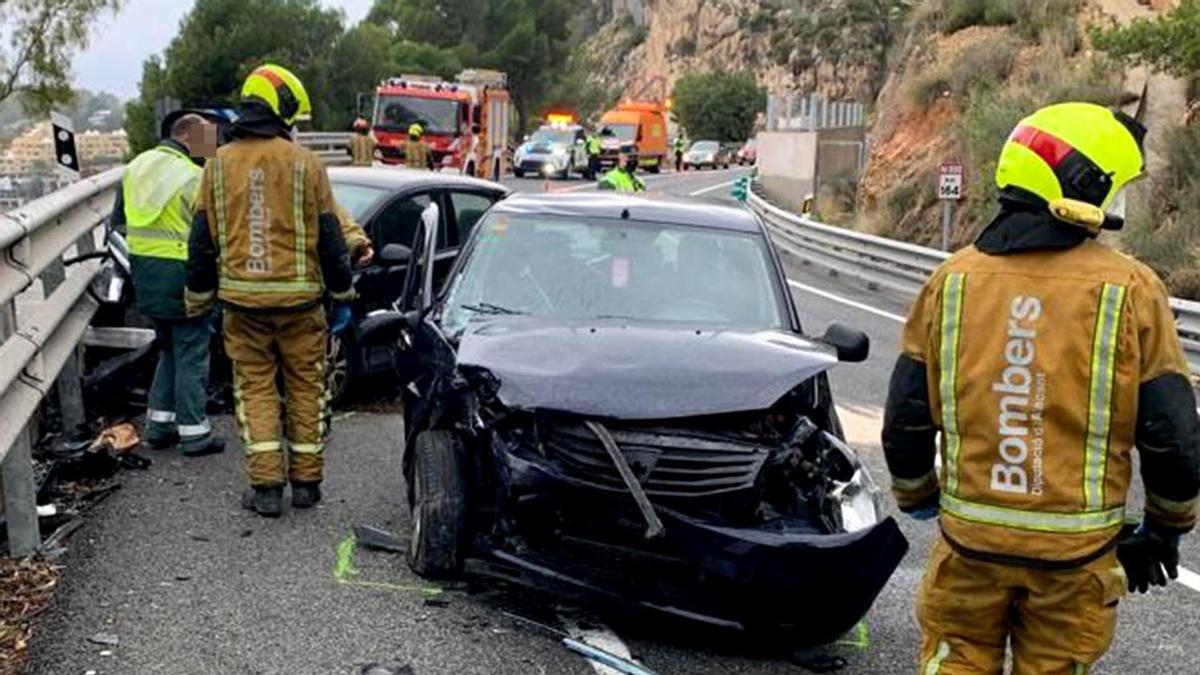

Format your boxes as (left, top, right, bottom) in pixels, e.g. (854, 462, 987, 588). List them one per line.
(539, 419, 770, 498)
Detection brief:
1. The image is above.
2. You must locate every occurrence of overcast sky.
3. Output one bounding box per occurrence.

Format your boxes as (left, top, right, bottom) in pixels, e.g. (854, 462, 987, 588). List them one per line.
(73, 0, 375, 99)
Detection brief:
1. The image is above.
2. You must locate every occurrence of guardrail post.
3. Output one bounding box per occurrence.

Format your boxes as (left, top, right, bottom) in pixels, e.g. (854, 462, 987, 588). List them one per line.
(41, 257, 87, 436)
(0, 302, 40, 556)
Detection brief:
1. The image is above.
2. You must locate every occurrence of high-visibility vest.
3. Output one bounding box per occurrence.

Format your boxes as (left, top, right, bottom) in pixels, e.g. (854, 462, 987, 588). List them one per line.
(586, 136, 601, 156)
(124, 145, 200, 261)
(599, 168, 645, 193)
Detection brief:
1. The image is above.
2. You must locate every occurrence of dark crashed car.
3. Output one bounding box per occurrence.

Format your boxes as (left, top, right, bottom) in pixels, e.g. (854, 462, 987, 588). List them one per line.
(394, 193, 908, 646)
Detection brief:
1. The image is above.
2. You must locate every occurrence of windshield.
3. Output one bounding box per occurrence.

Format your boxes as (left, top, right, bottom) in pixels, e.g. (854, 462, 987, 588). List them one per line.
(691, 141, 719, 152)
(440, 214, 786, 337)
(602, 124, 638, 142)
(374, 95, 459, 134)
(330, 182, 390, 222)
(529, 129, 575, 145)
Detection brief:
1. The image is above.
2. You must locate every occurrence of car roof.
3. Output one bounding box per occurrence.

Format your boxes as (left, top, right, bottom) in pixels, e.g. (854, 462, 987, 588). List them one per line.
(490, 192, 763, 234)
(327, 166, 510, 193)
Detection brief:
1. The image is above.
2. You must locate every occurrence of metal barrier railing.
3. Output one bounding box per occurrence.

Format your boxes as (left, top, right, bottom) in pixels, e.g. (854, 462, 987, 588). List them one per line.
(297, 131, 352, 167)
(747, 188, 1200, 373)
(0, 167, 119, 556)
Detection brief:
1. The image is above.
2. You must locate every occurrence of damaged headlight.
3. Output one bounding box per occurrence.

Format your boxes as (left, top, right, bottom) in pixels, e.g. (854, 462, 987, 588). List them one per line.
(824, 433, 885, 533)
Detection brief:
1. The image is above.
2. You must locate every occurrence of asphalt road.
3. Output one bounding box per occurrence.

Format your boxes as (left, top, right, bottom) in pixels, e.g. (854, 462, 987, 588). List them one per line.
(26, 166, 1200, 674)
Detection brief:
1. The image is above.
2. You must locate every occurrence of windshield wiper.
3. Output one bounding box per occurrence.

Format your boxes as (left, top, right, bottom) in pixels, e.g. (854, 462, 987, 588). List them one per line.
(460, 302, 524, 316)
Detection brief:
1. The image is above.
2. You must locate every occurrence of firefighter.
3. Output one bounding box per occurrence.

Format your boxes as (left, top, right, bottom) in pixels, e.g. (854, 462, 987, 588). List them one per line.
(114, 113, 224, 457)
(673, 134, 687, 172)
(598, 151, 645, 193)
(585, 131, 602, 180)
(185, 64, 356, 518)
(405, 122, 434, 170)
(882, 102, 1200, 673)
(348, 117, 375, 166)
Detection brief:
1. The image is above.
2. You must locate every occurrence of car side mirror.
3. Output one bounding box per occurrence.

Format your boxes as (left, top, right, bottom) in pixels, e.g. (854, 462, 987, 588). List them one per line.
(379, 243, 411, 266)
(821, 323, 869, 363)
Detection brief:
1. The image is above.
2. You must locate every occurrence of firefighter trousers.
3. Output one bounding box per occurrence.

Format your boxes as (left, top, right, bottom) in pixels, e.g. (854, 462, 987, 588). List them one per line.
(917, 535, 1126, 674)
(146, 316, 213, 452)
(223, 305, 330, 487)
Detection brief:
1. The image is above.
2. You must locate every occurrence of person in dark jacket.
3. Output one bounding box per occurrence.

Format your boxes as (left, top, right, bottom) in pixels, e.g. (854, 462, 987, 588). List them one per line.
(113, 113, 223, 456)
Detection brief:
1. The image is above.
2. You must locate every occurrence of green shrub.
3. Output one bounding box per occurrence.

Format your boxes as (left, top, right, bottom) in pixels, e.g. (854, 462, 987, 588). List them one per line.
(908, 69, 952, 108)
(672, 36, 697, 58)
(1125, 124, 1200, 298)
(947, 34, 1019, 95)
(936, 0, 1077, 39)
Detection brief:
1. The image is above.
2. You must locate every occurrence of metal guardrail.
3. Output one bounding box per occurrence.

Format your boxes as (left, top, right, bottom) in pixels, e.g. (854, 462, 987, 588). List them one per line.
(297, 131, 352, 167)
(0, 167, 118, 556)
(747, 188, 1200, 373)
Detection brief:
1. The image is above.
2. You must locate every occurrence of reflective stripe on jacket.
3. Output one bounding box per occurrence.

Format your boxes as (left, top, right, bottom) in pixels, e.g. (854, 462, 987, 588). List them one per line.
(124, 144, 200, 261)
(196, 137, 342, 310)
(887, 238, 1198, 563)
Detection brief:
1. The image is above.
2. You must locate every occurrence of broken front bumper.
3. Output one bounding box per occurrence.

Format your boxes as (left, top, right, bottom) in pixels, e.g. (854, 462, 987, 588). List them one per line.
(480, 436, 909, 646)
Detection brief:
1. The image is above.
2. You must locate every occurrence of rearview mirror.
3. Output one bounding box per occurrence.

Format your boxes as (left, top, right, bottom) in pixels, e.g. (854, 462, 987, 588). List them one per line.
(821, 323, 869, 363)
(379, 243, 411, 266)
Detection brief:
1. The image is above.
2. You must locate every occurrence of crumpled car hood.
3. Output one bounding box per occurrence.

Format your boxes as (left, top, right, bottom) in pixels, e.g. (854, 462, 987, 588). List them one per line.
(454, 317, 837, 420)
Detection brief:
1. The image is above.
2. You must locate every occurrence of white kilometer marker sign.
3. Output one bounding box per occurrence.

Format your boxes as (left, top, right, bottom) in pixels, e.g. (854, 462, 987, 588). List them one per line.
(784, 280, 1200, 594)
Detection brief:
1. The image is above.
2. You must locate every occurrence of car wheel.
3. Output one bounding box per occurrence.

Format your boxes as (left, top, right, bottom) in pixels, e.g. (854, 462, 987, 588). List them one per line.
(513, 168, 524, 178)
(408, 429, 468, 578)
(648, 160, 661, 174)
(326, 331, 353, 408)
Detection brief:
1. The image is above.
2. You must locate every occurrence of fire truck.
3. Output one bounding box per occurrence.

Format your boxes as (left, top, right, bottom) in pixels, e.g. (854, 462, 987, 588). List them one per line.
(369, 69, 510, 180)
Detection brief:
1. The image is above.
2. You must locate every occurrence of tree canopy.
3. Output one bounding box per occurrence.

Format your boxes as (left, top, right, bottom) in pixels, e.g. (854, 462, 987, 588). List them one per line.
(0, 0, 123, 112)
(1093, 0, 1200, 79)
(671, 72, 766, 143)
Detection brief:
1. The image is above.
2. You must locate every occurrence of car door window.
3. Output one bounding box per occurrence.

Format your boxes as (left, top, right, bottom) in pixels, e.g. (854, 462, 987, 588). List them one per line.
(371, 193, 432, 250)
(449, 192, 495, 244)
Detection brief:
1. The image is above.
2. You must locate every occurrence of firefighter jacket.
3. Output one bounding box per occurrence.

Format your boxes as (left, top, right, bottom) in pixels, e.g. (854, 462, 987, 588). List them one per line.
(883, 204, 1200, 566)
(349, 132, 375, 166)
(185, 103, 353, 315)
(113, 140, 201, 319)
(335, 203, 370, 259)
(405, 139, 431, 170)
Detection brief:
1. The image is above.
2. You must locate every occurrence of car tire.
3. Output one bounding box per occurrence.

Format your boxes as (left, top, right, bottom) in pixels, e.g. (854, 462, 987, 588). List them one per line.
(513, 168, 524, 178)
(326, 331, 353, 408)
(407, 429, 468, 578)
(648, 160, 661, 174)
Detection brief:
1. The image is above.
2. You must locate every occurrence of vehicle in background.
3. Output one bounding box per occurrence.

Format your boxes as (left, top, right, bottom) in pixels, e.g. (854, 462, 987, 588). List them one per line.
(683, 140, 732, 170)
(369, 70, 510, 180)
(597, 101, 668, 172)
(737, 139, 757, 166)
(513, 116, 589, 179)
(324, 167, 509, 403)
(391, 193, 906, 650)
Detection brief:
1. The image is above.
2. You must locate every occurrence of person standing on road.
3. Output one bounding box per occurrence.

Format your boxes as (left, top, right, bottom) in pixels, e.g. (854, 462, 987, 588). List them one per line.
(185, 64, 356, 518)
(882, 102, 1200, 673)
(348, 117, 375, 167)
(405, 123, 434, 170)
(585, 131, 602, 181)
(115, 113, 225, 457)
(598, 151, 645, 193)
(673, 134, 686, 172)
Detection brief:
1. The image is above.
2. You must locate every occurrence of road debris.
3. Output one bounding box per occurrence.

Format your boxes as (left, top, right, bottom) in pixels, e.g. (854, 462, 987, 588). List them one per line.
(86, 633, 119, 647)
(332, 535, 443, 596)
(500, 610, 657, 675)
(353, 525, 406, 553)
(0, 559, 61, 675)
(359, 662, 414, 675)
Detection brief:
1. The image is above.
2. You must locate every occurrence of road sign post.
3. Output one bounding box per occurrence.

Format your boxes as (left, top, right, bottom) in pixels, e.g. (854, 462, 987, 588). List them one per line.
(938, 162, 964, 251)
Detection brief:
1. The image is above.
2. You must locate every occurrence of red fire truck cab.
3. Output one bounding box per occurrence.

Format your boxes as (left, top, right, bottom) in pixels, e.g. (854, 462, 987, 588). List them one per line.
(370, 70, 510, 180)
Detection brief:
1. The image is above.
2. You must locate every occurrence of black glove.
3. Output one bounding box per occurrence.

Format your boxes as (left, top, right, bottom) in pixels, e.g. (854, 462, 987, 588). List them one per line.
(1116, 522, 1182, 593)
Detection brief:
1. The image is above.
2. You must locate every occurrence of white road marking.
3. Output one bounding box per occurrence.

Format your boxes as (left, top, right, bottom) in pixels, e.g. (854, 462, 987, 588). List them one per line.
(688, 178, 740, 196)
(789, 275, 1200, 595)
(786, 279, 907, 324)
(560, 617, 642, 675)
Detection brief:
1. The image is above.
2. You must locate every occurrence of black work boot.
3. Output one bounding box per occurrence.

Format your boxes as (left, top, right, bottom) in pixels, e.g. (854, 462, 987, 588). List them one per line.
(144, 433, 179, 451)
(291, 482, 322, 509)
(182, 438, 226, 458)
(242, 486, 283, 518)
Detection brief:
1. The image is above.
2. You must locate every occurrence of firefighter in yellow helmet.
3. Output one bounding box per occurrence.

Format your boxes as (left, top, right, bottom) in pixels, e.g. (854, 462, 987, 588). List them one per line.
(405, 122, 434, 170)
(348, 117, 376, 167)
(883, 102, 1200, 673)
(186, 63, 355, 517)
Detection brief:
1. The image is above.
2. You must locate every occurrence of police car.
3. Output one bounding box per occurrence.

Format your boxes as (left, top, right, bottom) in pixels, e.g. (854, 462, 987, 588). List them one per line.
(512, 120, 590, 179)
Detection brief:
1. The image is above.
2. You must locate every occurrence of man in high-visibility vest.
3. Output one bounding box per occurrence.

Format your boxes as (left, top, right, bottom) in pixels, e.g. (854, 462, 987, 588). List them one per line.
(405, 123, 433, 170)
(597, 151, 645, 193)
(883, 102, 1200, 673)
(348, 117, 375, 166)
(114, 113, 224, 457)
(673, 134, 687, 172)
(585, 132, 602, 180)
(185, 64, 355, 518)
